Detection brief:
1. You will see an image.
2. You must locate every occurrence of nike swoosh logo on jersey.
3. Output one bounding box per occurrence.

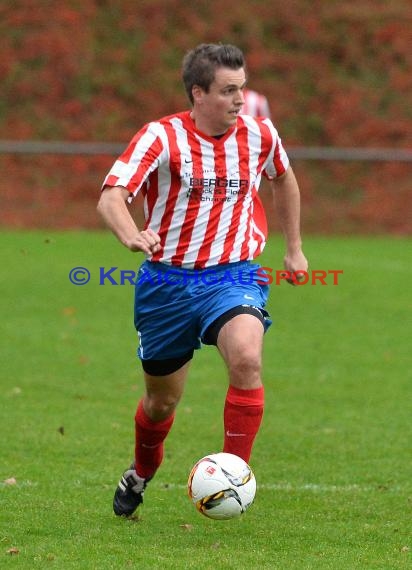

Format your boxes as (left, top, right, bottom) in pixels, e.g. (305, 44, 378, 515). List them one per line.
(184, 158, 193, 163)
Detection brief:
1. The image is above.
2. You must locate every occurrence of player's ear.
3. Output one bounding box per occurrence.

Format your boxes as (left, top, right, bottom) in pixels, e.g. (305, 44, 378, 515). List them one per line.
(192, 85, 204, 104)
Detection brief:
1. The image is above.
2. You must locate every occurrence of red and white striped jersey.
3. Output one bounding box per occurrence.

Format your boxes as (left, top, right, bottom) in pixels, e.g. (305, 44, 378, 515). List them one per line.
(102, 110, 289, 269)
(241, 89, 271, 119)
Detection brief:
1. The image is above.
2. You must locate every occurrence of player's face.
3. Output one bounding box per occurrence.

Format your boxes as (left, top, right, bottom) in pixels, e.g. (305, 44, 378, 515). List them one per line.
(193, 67, 246, 136)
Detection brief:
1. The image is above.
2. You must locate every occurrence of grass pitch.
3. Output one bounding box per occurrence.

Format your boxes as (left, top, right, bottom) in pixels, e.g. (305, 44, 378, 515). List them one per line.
(1, 230, 411, 569)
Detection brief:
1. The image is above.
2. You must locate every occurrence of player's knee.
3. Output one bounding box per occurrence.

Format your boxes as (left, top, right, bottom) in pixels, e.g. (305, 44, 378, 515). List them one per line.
(144, 394, 179, 420)
(227, 349, 261, 383)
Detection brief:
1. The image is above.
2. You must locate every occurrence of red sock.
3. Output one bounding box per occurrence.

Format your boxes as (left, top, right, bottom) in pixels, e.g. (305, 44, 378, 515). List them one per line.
(134, 400, 174, 479)
(223, 385, 264, 463)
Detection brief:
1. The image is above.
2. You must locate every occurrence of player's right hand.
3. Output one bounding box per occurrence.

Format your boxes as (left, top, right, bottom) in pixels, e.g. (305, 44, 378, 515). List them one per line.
(128, 228, 161, 255)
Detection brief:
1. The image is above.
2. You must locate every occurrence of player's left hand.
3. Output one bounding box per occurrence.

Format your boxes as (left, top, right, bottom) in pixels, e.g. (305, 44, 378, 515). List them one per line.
(283, 249, 308, 286)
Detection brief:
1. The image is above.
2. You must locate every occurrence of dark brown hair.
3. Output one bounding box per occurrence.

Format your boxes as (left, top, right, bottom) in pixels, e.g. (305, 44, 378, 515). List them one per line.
(182, 43, 246, 104)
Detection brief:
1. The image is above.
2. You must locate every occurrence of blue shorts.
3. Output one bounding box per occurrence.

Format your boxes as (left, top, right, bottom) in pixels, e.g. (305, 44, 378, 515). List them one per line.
(134, 260, 272, 361)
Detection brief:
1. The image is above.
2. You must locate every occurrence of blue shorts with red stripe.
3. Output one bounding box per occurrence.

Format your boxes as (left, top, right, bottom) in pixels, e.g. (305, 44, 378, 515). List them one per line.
(134, 260, 272, 361)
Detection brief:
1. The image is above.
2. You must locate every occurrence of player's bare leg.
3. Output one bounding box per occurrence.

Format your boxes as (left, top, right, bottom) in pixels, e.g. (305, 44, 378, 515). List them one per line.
(217, 314, 264, 389)
(142, 362, 190, 420)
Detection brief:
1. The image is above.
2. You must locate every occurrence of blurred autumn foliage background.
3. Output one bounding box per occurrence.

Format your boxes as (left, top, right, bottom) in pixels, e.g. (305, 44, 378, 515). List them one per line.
(1, 0, 411, 234)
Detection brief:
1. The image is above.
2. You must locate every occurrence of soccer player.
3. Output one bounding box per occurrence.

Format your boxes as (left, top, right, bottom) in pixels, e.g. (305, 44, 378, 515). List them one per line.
(97, 43, 308, 517)
(242, 87, 272, 118)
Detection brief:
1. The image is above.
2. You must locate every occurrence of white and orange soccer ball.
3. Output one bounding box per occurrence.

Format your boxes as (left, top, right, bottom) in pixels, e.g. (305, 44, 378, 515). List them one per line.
(187, 452, 256, 520)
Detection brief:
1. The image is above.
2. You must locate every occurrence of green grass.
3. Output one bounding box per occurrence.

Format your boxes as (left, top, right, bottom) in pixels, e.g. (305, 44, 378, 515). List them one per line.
(1, 230, 411, 569)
